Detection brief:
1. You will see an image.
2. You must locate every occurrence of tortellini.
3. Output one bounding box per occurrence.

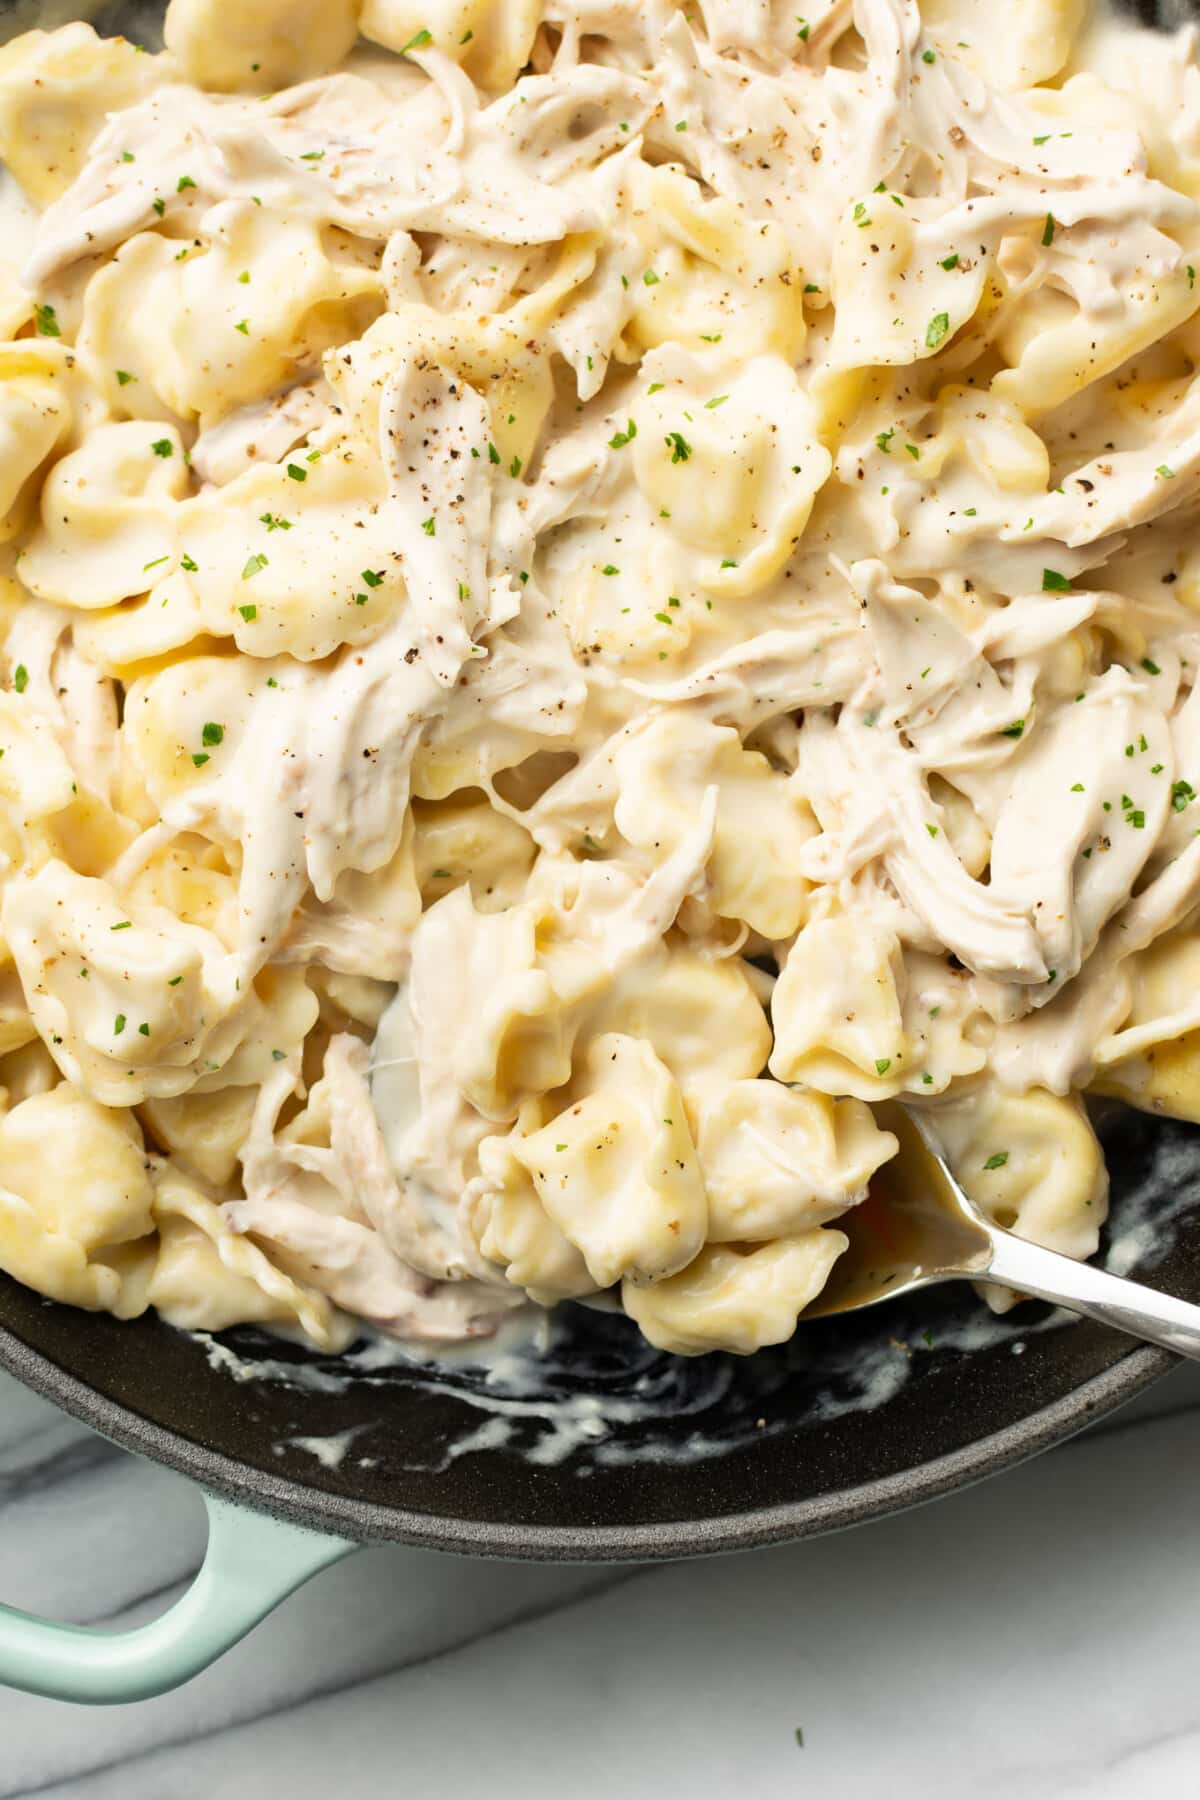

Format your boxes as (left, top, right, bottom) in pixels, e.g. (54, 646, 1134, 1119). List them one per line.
(0, 1082, 155, 1313)
(0, 25, 164, 205)
(0, 0, 1194, 1364)
(361, 0, 540, 92)
(614, 714, 817, 940)
(623, 1234, 849, 1357)
(79, 213, 382, 427)
(931, 1088, 1108, 1308)
(164, 0, 362, 93)
(509, 1032, 708, 1288)
(0, 342, 75, 541)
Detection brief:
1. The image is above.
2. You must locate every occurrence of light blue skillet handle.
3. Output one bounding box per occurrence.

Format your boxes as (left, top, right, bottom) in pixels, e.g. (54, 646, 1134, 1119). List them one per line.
(0, 1490, 357, 1705)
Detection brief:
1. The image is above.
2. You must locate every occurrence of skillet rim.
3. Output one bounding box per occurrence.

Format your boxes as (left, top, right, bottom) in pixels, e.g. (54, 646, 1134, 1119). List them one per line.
(0, 1319, 1173, 1560)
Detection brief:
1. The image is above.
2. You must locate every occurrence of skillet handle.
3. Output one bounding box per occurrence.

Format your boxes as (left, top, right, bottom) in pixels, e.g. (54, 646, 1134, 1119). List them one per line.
(0, 1489, 356, 1704)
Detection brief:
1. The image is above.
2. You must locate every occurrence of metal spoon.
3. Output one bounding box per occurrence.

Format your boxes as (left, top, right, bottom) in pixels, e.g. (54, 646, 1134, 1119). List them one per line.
(802, 1105, 1200, 1358)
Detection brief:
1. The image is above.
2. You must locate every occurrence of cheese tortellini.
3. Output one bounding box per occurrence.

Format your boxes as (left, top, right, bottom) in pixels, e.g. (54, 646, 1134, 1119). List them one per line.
(0, 0, 1195, 1363)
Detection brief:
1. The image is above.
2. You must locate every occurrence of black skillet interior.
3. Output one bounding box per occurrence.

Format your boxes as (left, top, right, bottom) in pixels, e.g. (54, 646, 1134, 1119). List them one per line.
(0, 0, 1197, 1559)
(0, 1105, 1194, 1558)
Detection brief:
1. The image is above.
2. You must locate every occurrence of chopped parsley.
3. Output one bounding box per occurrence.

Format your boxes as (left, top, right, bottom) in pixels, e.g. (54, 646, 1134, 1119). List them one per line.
(234, 319, 250, 334)
(242, 553, 268, 579)
(609, 420, 637, 449)
(510, 455, 522, 478)
(259, 512, 292, 532)
(34, 303, 60, 338)
(116, 369, 136, 386)
(1042, 568, 1072, 592)
(1157, 464, 1175, 480)
(110, 921, 132, 932)
(181, 553, 198, 572)
(12, 665, 27, 694)
(925, 312, 950, 349)
(152, 197, 166, 216)
(876, 427, 895, 454)
(643, 269, 660, 286)
(982, 1151, 1009, 1171)
(601, 563, 619, 576)
(286, 463, 308, 482)
(362, 569, 384, 587)
(704, 394, 729, 409)
(201, 721, 224, 746)
(922, 47, 935, 62)
(1041, 213, 1056, 247)
(940, 253, 959, 270)
(113, 1014, 126, 1036)
(238, 603, 256, 621)
(1142, 657, 1162, 674)
(400, 27, 433, 52)
(191, 752, 209, 768)
(177, 174, 196, 192)
(421, 515, 436, 536)
(1172, 779, 1195, 812)
(874, 1058, 892, 1075)
(665, 431, 692, 463)
(1001, 719, 1025, 739)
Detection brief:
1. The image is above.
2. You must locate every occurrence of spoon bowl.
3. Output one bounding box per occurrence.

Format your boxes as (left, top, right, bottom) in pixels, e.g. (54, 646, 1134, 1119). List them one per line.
(803, 1105, 1200, 1360)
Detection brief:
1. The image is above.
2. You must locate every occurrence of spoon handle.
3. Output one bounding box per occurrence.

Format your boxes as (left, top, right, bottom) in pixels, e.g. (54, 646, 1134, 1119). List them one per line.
(983, 1229, 1200, 1360)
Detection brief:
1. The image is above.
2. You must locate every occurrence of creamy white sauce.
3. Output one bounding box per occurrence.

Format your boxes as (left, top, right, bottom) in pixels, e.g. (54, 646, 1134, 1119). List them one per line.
(0, 0, 1198, 1373)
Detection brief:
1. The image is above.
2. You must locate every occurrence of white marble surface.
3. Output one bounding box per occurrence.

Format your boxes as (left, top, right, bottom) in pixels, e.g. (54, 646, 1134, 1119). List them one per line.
(2, 1358, 1200, 1798)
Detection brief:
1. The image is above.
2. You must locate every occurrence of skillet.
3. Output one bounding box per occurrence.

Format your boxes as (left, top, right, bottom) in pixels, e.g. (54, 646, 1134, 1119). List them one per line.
(0, 0, 1196, 1706)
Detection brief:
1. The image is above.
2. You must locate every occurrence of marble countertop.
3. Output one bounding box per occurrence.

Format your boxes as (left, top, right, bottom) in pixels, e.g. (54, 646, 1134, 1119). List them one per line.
(2, 1356, 1199, 1799)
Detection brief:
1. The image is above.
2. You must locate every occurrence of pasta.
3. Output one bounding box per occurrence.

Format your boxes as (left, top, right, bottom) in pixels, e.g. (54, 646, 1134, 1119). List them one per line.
(0, 0, 1197, 1359)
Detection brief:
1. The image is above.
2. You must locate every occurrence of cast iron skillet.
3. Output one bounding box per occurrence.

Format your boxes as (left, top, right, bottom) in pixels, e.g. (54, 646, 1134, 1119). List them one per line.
(0, 0, 1198, 1708)
(0, 1104, 1194, 1560)
(0, 0, 1186, 1571)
